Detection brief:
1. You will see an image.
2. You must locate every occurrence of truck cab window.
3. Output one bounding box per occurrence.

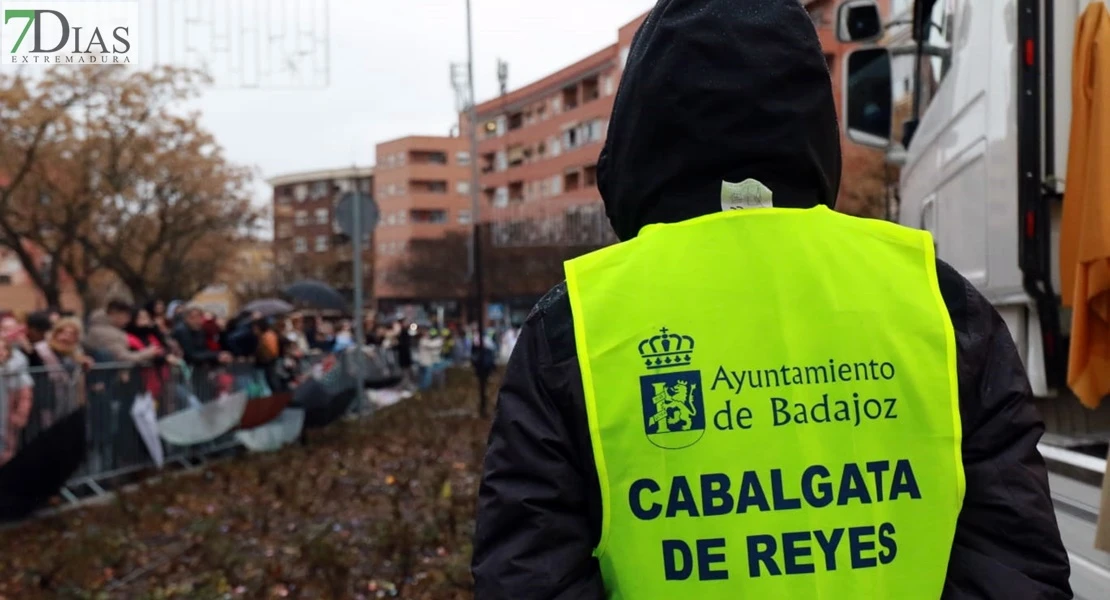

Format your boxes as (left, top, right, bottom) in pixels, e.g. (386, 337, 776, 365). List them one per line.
(917, 0, 955, 111)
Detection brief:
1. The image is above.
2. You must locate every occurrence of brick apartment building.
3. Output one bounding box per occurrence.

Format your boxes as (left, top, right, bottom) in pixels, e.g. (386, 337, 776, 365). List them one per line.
(269, 166, 375, 306)
(372, 135, 473, 320)
(265, 2, 892, 322)
(456, 1, 891, 319)
(471, 14, 644, 222)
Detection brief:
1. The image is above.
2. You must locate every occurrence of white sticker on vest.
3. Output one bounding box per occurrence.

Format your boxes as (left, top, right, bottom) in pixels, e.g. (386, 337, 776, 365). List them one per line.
(721, 179, 773, 211)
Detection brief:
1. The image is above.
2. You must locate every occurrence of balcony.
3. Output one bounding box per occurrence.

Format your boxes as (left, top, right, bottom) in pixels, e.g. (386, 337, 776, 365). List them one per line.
(409, 179, 448, 194)
(409, 150, 448, 165)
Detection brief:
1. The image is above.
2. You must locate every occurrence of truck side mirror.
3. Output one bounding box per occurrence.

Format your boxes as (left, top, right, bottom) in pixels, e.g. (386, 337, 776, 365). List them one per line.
(837, 0, 884, 44)
(843, 47, 893, 149)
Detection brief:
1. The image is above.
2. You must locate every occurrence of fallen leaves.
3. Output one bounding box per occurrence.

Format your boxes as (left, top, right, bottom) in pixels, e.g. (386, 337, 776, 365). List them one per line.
(0, 370, 494, 599)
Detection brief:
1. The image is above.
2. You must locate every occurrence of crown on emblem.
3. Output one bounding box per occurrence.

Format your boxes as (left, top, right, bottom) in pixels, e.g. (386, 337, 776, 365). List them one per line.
(638, 327, 695, 370)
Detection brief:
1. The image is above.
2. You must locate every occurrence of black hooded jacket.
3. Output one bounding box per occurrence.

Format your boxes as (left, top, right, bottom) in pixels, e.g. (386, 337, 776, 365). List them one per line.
(473, 1, 1072, 598)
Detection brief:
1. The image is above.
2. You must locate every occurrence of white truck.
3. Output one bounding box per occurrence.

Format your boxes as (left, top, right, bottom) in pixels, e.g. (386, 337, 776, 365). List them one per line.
(838, 1, 1110, 593)
(838, 0, 1104, 412)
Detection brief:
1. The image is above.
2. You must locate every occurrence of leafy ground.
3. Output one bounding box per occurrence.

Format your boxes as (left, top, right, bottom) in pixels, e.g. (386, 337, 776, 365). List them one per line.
(0, 371, 494, 600)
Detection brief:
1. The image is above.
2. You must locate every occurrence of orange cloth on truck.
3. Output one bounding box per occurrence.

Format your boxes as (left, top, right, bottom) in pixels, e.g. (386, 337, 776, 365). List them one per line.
(1061, 1, 1110, 409)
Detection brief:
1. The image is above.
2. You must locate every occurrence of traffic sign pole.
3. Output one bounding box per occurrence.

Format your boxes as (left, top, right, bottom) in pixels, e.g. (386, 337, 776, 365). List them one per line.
(337, 185, 378, 414)
(351, 177, 366, 409)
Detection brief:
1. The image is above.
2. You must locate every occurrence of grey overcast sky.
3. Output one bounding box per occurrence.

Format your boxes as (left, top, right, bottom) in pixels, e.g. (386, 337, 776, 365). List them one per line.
(188, 0, 652, 186)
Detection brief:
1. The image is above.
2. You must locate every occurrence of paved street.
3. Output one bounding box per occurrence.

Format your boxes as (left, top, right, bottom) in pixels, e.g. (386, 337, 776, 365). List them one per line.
(1049, 473, 1110, 599)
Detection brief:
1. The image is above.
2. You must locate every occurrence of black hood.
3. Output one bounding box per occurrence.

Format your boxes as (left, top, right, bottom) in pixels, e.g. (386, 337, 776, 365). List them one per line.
(598, 0, 842, 241)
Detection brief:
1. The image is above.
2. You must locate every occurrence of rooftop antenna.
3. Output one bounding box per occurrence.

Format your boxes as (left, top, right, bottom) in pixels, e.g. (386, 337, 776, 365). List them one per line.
(497, 59, 509, 96)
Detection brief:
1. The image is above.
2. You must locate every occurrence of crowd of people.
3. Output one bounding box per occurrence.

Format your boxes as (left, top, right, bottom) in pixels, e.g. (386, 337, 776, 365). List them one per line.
(0, 298, 522, 468)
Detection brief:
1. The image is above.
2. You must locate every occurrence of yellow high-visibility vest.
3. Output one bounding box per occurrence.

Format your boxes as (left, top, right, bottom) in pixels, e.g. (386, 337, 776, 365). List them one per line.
(564, 206, 964, 599)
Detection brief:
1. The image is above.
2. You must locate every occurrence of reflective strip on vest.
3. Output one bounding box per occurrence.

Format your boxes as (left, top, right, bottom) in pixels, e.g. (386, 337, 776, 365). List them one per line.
(564, 206, 964, 599)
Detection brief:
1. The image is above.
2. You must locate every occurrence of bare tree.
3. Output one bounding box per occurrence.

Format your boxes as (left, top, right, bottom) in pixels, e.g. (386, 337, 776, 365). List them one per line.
(0, 66, 261, 307)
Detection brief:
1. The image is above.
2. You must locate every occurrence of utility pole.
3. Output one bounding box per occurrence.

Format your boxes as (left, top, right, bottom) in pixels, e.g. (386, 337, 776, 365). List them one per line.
(465, 0, 488, 416)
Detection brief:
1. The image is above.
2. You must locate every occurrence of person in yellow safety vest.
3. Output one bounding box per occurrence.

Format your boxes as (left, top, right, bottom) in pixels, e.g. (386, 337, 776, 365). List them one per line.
(471, 1, 1072, 598)
(438, 324, 455, 362)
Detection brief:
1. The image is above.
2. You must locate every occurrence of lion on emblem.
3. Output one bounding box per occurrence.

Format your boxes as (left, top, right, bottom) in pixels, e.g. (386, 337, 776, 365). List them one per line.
(647, 380, 698, 433)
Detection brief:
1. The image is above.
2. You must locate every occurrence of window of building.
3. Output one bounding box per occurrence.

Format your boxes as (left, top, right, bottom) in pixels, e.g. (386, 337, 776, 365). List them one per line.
(584, 164, 598, 187)
(294, 237, 307, 253)
(358, 178, 372, 193)
(564, 170, 581, 192)
(582, 76, 600, 103)
(620, 46, 630, 69)
(508, 112, 524, 131)
(551, 175, 563, 196)
(277, 223, 293, 238)
(457, 180, 470, 195)
(410, 209, 448, 224)
(480, 152, 495, 174)
(311, 180, 329, 198)
(457, 209, 472, 224)
(456, 151, 471, 166)
(562, 86, 578, 111)
(551, 137, 562, 157)
(507, 145, 525, 168)
(587, 119, 605, 142)
(603, 74, 616, 97)
(410, 180, 447, 194)
(294, 184, 307, 202)
(552, 96, 562, 114)
(294, 210, 308, 226)
(315, 208, 329, 225)
(315, 235, 329, 252)
(563, 126, 580, 150)
(493, 186, 509, 207)
(482, 121, 498, 139)
(411, 150, 448, 165)
(495, 151, 507, 172)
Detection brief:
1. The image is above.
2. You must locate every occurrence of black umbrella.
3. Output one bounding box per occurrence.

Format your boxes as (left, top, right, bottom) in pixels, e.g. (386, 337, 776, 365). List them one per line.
(348, 349, 403, 390)
(0, 407, 88, 521)
(284, 280, 348, 313)
(293, 379, 359, 429)
(243, 298, 294, 317)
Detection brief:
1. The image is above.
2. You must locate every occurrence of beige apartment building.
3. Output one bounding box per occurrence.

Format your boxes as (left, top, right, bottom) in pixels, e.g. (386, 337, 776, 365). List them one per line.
(372, 135, 473, 320)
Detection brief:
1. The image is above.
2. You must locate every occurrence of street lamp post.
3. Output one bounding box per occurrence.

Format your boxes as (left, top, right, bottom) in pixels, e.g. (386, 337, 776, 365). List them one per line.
(464, 0, 488, 416)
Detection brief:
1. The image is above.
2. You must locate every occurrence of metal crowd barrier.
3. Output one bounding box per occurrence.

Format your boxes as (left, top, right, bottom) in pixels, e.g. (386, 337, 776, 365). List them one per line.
(0, 345, 406, 507)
